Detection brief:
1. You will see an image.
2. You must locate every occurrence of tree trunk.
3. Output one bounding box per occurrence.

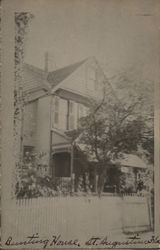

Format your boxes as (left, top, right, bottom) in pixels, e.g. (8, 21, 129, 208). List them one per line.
(97, 164, 107, 197)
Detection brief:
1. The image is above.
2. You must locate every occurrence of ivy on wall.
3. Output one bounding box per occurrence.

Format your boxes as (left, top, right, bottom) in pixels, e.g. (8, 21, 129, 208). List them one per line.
(13, 12, 34, 197)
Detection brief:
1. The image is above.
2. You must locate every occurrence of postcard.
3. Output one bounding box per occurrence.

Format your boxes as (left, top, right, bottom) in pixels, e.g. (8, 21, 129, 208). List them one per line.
(1, 0, 160, 248)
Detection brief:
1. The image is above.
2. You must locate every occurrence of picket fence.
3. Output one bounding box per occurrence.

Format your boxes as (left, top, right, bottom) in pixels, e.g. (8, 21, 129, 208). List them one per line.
(14, 192, 147, 206)
(3, 193, 152, 247)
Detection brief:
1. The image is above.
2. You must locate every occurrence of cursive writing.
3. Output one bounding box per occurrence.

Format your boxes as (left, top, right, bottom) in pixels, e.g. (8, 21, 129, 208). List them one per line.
(5, 233, 160, 249)
(85, 234, 160, 248)
(5, 234, 81, 249)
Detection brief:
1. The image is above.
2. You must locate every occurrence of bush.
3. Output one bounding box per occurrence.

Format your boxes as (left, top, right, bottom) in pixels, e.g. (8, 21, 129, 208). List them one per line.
(15, 152, 59, 198)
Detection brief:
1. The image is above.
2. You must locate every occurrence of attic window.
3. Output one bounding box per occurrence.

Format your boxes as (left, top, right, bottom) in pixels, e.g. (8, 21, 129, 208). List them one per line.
(87, 67, 96, 91)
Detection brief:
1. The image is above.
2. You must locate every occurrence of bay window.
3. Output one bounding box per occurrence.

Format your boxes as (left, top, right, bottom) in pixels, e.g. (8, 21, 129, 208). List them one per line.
(52, 96, 89, 131)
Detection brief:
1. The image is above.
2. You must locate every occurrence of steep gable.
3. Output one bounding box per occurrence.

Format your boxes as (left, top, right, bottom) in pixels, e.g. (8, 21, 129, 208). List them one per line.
(51, 57, 113, 101)
(22, 57, 117, 103)
(47, 59, 87, 87)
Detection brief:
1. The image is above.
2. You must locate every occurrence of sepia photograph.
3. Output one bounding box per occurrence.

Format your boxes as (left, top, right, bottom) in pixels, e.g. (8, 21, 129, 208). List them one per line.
(1, 0, 160, 248)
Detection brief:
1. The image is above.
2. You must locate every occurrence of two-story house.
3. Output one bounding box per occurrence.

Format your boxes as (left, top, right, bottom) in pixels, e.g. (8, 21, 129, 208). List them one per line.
(22, 56, 147, 193)
(22, 57, 114, 187)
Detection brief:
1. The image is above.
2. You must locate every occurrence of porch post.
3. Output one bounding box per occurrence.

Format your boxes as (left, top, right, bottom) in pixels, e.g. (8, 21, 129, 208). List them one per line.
(134, 168, 138, 192)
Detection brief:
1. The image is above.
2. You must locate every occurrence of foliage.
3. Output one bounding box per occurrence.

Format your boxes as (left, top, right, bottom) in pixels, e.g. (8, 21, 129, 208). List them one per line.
(15, 12, 34, 122)
(75, 93, 153, 194)
(15, 13, 34, 73)
(109, 70, 154, 164)
(13, 13, 34, 197)
(78, 99, 145, 160)
(76, 173, 92, 194)
(16, 152, 54, 198)
(15, 151, 69, 198)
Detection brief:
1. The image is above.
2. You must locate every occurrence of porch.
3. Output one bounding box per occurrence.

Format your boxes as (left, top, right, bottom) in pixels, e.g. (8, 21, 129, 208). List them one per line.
(50, 129, 148, 195)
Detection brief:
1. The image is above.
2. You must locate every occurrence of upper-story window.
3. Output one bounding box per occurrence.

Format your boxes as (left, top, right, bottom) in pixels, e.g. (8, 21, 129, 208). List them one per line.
(52, 96, 89, 131)
(68, 101, 75, 130)
(52, 96, 68, 130)
(53, 96, 59, 127)
(68, 101, 78, 130)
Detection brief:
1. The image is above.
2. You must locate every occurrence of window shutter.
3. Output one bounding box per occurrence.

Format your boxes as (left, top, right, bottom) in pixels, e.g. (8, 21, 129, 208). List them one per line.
(53, 96, 59, 128)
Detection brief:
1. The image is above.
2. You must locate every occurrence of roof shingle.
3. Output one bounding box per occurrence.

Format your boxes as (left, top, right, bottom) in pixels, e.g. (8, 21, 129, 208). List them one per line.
(22, 63, 45, 92)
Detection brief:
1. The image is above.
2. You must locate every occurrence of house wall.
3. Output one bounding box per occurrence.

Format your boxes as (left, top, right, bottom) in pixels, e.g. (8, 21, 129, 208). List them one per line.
(59, 60, 105, 101)
(36, 95, 52, 168)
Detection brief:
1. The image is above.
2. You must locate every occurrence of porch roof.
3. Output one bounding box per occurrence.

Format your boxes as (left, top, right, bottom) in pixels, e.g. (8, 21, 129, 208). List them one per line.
(112, 153, 147, 169)
(75, 142, 147, 169)
(51, 129, 72, 154)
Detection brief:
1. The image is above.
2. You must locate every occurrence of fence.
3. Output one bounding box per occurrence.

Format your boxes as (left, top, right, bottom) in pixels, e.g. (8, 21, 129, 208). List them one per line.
(122, 195, 151, 233)
(3, 194, 152, 247)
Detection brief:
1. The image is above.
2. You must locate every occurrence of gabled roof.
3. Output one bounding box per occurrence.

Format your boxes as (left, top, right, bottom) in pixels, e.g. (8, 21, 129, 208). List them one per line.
(47, 58, 87, 87)
(22, 58, 117, 103)
(22, 63, 46, 92)
(22, 59, 87, 94)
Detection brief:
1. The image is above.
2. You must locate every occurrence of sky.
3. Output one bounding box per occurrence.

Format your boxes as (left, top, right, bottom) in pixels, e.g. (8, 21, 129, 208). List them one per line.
(24, 0, 160, 82)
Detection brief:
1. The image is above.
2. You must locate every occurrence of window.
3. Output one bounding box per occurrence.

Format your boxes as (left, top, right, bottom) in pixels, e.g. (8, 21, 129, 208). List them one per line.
(52, 96, 68, 130)
(87, 67, 96, 91)
(59, 98, 68, 130)
(66, 100, 78, 130)
(69, 101, 75, 130)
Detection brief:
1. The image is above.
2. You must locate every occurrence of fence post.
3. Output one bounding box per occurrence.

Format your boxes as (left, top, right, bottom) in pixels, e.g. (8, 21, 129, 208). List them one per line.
(147, 195, 153, 230)
(95, 175, 98, 193)
(71, 173, 75, 193)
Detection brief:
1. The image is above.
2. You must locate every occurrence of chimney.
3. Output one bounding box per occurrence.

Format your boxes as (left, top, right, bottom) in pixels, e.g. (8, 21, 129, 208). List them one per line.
(44, 51, 49, 72)
(43, 52, 51, 91)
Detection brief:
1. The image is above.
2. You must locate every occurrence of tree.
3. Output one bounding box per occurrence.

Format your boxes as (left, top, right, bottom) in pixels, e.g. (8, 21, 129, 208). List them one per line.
(75, 92, 152, 195)
(109, 69, 154, 164)
(14, 13, 34, 197)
